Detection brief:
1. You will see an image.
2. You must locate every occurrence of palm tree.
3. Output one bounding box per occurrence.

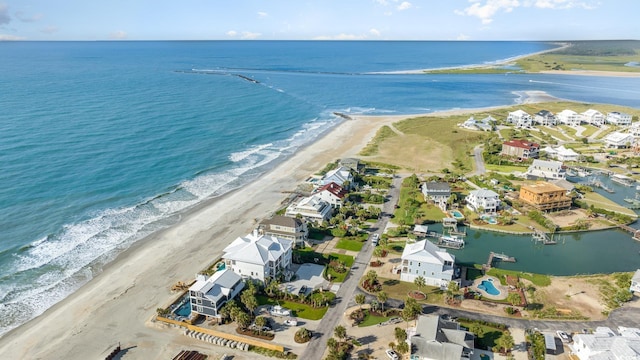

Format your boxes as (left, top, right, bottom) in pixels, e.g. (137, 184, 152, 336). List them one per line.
(355, 294, 366, 309)
(334, 325, 347, 341)
(414, 276, 426, 292)
(240, 290, 258, 314)
(377, 291, 388, 312)
(373, 247, 383, 263)
(396, 341, 409, 358)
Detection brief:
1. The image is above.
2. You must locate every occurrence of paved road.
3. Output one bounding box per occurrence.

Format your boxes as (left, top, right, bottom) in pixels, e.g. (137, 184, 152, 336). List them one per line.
(473, 144, 486, 175)
(302, 175, 403, 360)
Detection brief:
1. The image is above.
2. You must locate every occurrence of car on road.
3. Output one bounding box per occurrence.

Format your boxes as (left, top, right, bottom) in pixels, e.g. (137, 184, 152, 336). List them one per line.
(556, 330, 572, 343)
(385, 349, 399, 360)
(371, 233, 379, 246)
(284, 318, 298, 326)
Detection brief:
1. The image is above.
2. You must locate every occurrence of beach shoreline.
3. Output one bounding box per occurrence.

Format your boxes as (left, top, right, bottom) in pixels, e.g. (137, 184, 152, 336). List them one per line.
(0, 92, 557, 359)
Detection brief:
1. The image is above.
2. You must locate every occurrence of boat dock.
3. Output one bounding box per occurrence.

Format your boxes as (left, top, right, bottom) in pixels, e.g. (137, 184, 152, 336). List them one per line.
(483, 251, 516, 270)
(617, 223, 640, 240)
(426, 231, 465, 249)
(586, 178, 614, 193)
(532, 229, 557, 245)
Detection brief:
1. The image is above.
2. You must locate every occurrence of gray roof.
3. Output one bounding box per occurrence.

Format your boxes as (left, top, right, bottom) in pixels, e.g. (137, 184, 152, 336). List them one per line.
(412, 315, 474, 360)
(260, 215, 303, 229)
(189, 269, 243, 305)
(423, 182, 451, 193)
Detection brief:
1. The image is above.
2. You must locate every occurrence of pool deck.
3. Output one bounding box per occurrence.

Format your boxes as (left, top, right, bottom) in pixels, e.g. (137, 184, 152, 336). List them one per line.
(472, 276, 508, 300)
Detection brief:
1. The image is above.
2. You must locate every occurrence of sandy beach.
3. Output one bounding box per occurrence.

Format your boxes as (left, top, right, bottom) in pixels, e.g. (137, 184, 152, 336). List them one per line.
(0, 92, 557, 359)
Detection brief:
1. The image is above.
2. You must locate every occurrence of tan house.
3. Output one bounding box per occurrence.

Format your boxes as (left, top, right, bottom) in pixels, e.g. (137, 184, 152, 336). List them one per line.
(519, 182, 572, 211)
(259, 215, 308, 248)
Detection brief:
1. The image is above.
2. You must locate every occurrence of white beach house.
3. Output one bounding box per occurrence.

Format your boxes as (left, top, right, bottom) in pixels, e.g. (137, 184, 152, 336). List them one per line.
(569, 327, 640, 360)
(466, 189, 500, 213)
(557, 109, 583, 127)
(604, 132, 634, 148)
(400, 239, 455, 288)
(320, 166, 353, 189)
(189, 269, 245, 319)
(285, 195, 333, 222)
(581, 109, 605, 127)
(223, 230, 293, 284)
(421, 182, 451, 212)
(410, 315, 474, 360)
(541, 145, 580, 162)
(527, 159, 566, 180)
(630, 122, 640, 137)
(534, 110, 557, 126)
(314, 182, 348, 208)
(460, 116, 494, 132)
(606, 111, 633, 126)
(506, 110, 533, 128)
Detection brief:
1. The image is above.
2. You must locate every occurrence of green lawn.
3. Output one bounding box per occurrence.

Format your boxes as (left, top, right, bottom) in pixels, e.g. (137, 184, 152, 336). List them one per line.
(326, 253, 355, 283)
(378, 277, 443, 304)
(335, 238, 364, 251)
(484, 267, 551, 287)
(540, 127, 573, 141)
(457, 320, 507, 350)
(358, 310, 391, 327)
(581, 125, 599, 137)
(582, 192, 638, 217)
(256, 295, 329, 320)
(485, 164, 529, 173)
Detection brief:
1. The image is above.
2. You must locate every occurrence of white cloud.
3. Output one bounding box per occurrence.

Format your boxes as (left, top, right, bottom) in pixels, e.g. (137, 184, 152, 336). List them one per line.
(257, 11, 268, 18)
(40, 25, 58, 34)
(369, 28, 381, 37)
(226, 30, 237, 37)
(0, 3, 11, 25)
(397, 1, 412, 10)
(0, 33, 24, 40)
(373, 0, 389, 5)
(240, 31, 261, 40)
(314, 33, 368, 40)
(109, 30, 128, 40)
(456, 0, 599, 24)
(457, 33, 471, 40)
(15, 11, 43, 23)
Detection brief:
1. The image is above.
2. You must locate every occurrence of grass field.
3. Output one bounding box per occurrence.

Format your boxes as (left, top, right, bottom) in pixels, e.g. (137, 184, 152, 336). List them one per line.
(257, 295, 329, 320)
(515, 53, 640, 73)
(485, 164, 529, 173)
(378, 277, 444, 304)
(335, 238, 364, 252)
(358, 310, 391, 327)
(326, 253, 355, 282)
(581, 192, 637, 217)
(581, 125, 599, 137)
(539, 126, 573, 141)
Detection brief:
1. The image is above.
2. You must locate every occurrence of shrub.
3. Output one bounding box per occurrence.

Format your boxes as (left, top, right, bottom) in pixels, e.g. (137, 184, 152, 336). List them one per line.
(294, 327, 312, 343)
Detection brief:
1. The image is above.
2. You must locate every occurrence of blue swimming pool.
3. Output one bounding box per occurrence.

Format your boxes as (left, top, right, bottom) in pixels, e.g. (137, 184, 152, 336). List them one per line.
(450, 210, 464, 219)
(174, 298, 192, 317)
(481, 215, 497, 224)
(478, 279, 500, 296)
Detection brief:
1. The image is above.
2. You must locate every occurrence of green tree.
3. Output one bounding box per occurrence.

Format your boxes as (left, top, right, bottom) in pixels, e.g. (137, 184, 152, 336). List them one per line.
(334, 325, 347, 341)
(377, 291, 388, 312)
(494, 332, 515, 353)
(396, 341, 409, 357)
(220, 300, 241, 323)
(255, 315, 267, 328)
(355, 294, 366, 309)
(295, 327, 312, 343)
(402, 297, 422, 324)
(236, 311, 251, 330)
(388, 341, 396, 351)
(394, 327, 407, 343)
(507, 292, 521, 306)
(365, 270, 378, 285)
(240, 289, 258, 314)
(373, 247, 384, 262)
(414, 276, 426, 291)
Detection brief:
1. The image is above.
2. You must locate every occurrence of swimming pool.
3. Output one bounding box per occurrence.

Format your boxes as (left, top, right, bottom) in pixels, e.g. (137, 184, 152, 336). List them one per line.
(481, 215, 497, 224)
(450, 210, 464, 219)
(477, 279, 501, 296)
(174, 298, 192, 317)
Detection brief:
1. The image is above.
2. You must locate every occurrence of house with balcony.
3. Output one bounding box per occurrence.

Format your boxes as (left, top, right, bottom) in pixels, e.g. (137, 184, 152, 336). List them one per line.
(506, 110, 533, 128)
(285, 195, 333, 222)
(541, 145, 580, 162)
(188, 269, 245, 319)
(526, 159, 566, 180)
(606, 111, 633, 126)
(259, 215, 308, 248)
(410, 315, 474, 360)
(400, 239, 455, 287)
(466, 189, 500, 213)
(222, 230, 293, 284)
(500, 139, 540, 160)
(569, 326, 640, 360)
(631, 269, 640, 293)
(630, 122, 640, 137)
(315, 182, 348, 208)
(604, 132, 634, 148)
(519, 182, 572, 211)
(534, 110, 557, 126)
(320, 166, 353, 189)
(421, 182, 451, 212)
(581, 109, 605, 127)
(557, 109, 583, 127)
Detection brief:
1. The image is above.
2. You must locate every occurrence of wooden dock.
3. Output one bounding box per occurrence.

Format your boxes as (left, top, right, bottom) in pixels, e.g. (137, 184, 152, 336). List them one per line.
(617, 223, 640, 240)
(532, 229, 557, 245)
(484, 251, 516, 270)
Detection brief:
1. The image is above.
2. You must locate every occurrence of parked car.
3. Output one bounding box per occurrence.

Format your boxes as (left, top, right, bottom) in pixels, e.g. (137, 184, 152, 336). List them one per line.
(371, 233, 379, 246)
(269, 305, 291, 317)
(556, 330, 572, 343)
(385, 349, 399, 360)
(284, 318, 298, 326)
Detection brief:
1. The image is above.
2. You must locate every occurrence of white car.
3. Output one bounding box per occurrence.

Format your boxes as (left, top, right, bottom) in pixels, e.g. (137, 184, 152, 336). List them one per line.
(371, 233, 379, 246)
(386, 349, 399, 360)
(556, 330, 572, 343)
(283, 318, 298, 326)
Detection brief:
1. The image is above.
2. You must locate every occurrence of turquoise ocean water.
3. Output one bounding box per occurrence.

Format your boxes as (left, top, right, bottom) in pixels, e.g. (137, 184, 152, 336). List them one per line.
(1, 41, 639, 335)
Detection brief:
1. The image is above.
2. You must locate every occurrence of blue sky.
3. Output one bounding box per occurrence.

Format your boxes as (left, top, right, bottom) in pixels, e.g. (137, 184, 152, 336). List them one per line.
(0, 0, 637, 41)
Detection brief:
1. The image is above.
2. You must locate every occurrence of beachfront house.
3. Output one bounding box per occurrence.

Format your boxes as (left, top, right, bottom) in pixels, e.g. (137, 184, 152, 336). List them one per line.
(604, 132, 634, 148)
(581, 109, 605, 127)
(189, 269, 245, 319)
(339, 158, 360, 172)
(410, 315, 474, 360)
(421, 182, 451, 212)
(541, 145, 580, 162)
(314, 182, 348, 208)
(466, 189, 500, 213)
(285, 195, 333, 223)
(320, 166, 353, 189)
(506, 110, 533, 128)
(527, 159, 566, 180)
(631, 269, 640, 293)
(534, 110, 557, 126)
(259, 215, 308, 248)
(557, 109, 583, 127)
(400, 239, 455, 287)
(569, 327, 640, 360)
(519, 182, 572, 211)
(606, 111, 633, 126)
(460, 116, 494, 132)
(500, 139, 540, 160)
(222, 230, 293, 284)
(630, 122, 640, 137)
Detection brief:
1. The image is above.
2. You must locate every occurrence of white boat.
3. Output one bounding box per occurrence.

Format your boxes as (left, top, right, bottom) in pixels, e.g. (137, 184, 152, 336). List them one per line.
(635, 185, 640, 191)
(611, 174, 634, 187)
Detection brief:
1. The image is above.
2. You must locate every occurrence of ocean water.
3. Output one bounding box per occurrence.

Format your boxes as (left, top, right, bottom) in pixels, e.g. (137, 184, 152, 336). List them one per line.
(1, 41, 639, 335)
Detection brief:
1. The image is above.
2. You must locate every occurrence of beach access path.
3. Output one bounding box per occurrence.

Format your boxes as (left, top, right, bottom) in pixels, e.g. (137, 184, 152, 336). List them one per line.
(301, 175, 403, 360)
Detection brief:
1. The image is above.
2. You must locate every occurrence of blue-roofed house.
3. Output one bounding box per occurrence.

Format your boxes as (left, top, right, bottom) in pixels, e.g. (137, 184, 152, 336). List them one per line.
(189, 269, 245, 319)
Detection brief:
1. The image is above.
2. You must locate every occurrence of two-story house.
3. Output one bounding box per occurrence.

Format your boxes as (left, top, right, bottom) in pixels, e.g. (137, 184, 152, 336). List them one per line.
(320, 166, 353, 189)
(500, 139, 540, 160)
(466, 189, 500, 213)
(527, 159, 566, 180)
(315, 182, 348, 208)
(188, 269, 245, 319)
(606, 111, 632, 126)
(259, 215, 308, 248)
(581, 109, 605, 127)
(421, 182, 451, 212)
(519, 182, 571, 211)
(557, 109, 583, 127)
(569, 327, 640, 360)
(400, 239, 455, 288)
(604, 131, 634, 148)
(223, 230, 293, 284)
(506, 110, 533, 128)
(541, 145, 580, 162)
(285, 195, 333, 222)
(630, 269, 640, 293)
(534, 110, 557, 126)
(411, 315, 474, 360)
